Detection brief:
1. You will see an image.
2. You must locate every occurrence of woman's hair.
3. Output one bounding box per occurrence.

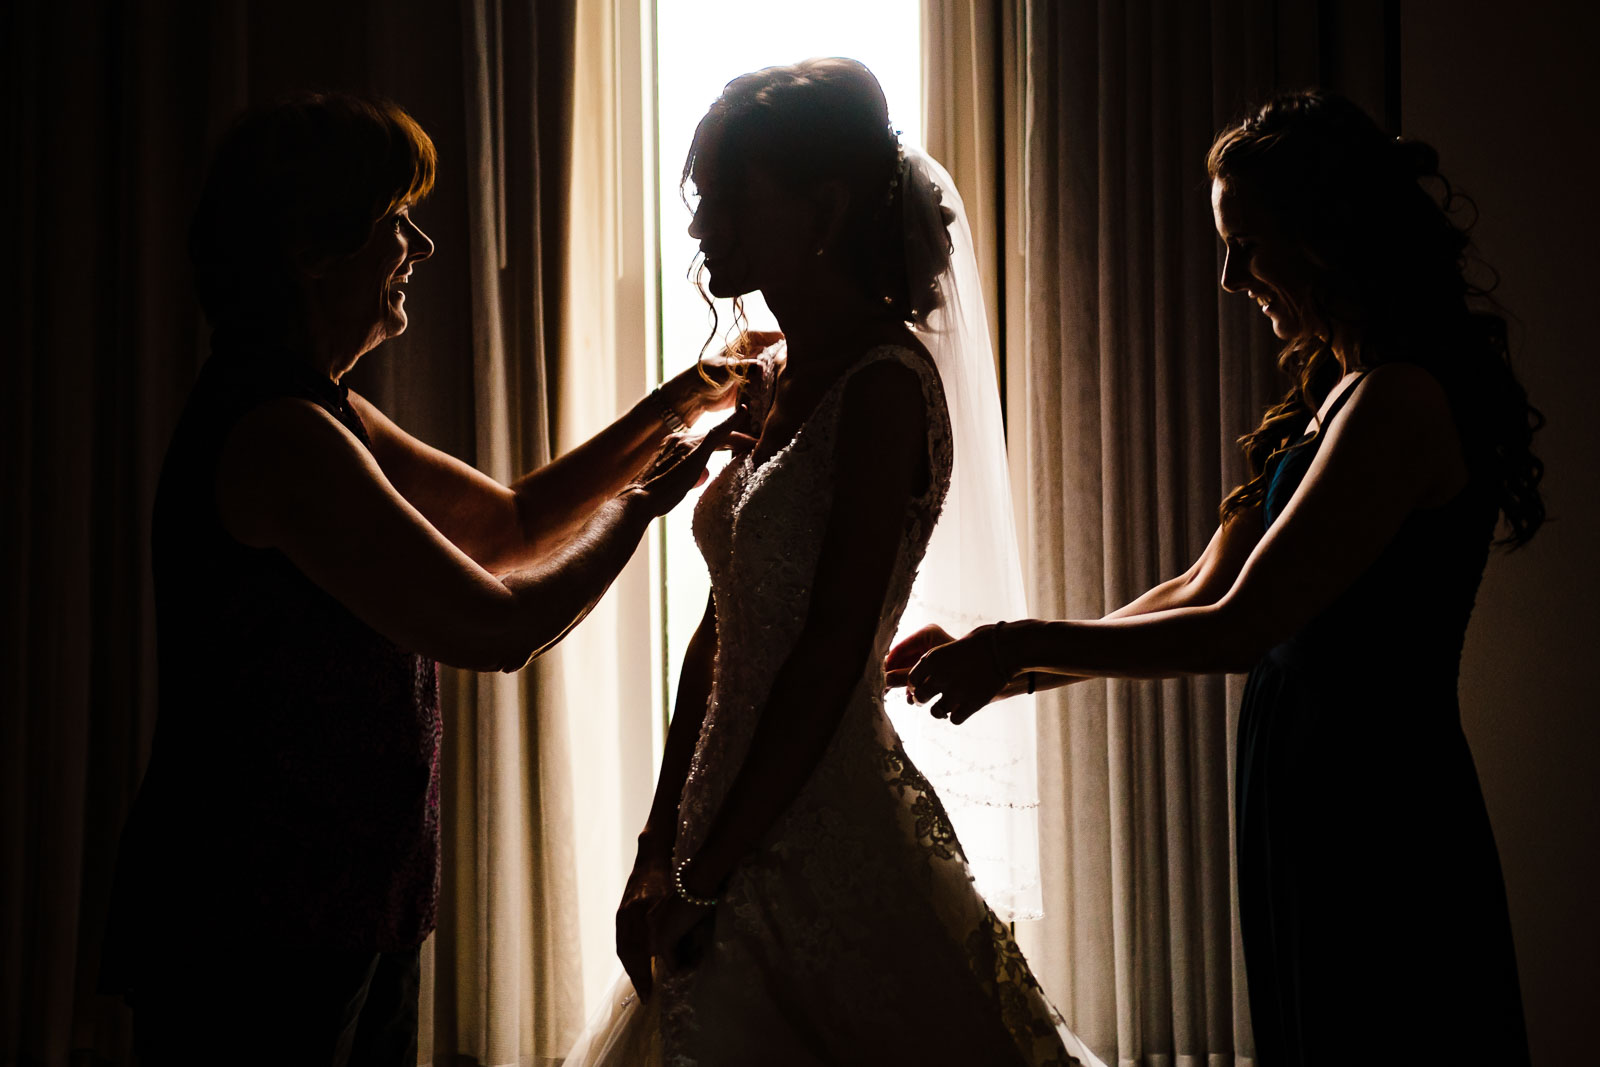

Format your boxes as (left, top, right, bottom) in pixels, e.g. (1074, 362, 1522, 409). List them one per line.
(682, 57, 952, 355)
(189, 91, 436, 338)
(1210, 89, 1544, 547)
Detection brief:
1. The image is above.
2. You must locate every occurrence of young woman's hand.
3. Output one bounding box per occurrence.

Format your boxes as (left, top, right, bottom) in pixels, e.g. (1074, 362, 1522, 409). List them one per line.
(615, 841, 673, 999)
(884, 623, 955, 690)
(659, 330, 784, 423)
(906, 624, 1011, 725)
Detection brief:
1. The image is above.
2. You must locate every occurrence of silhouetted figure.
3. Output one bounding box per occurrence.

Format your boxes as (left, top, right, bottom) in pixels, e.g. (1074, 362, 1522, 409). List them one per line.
(100, 91, 757, 1066)
(896, 90, 1540, 1065)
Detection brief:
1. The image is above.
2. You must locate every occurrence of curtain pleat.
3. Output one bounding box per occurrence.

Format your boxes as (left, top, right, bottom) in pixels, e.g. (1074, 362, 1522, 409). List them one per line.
(5, 2, 587, 1063)
(918, 2, 1394, 1064)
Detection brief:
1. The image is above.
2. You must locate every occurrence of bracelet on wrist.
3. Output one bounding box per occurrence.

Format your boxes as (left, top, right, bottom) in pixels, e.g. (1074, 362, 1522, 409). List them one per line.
(986, 621, 1010, 687)
(673, 858, 718, 908)
(649, 385, 691, 434)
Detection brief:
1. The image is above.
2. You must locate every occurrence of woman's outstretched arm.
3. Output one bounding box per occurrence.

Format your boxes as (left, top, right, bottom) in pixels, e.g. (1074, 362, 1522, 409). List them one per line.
(908, 363, 1468, 722)
(885, 506, 1264, 696)
(217, 397, 733, 674)
(348, 334, 778, 573)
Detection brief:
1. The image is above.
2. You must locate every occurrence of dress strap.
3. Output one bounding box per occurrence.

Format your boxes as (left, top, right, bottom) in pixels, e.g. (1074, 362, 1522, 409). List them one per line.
(1317, 369, 1372, 433)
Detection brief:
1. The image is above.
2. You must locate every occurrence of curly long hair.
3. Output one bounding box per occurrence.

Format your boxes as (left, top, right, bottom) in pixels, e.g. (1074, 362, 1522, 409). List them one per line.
(1210, 90, 1544, 547)
(681, 58, 950, 361)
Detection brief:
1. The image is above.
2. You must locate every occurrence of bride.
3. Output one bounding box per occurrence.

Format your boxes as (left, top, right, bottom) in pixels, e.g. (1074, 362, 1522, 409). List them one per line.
(568, 58, 1103, 1066)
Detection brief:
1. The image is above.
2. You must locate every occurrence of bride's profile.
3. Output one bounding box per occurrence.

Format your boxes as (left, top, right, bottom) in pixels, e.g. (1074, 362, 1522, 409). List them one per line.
(566, 58, 1103, 1066)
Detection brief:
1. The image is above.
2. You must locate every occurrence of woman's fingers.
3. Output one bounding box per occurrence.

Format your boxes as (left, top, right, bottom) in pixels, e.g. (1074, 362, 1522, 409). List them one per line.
(885, 623, 954, 674)
(646, 895, 710, 962)
(904, 643, 947, 701)
(906, 638, 1001, 725)
(720, 432, 760, 455)
(616, 905, 654, 999)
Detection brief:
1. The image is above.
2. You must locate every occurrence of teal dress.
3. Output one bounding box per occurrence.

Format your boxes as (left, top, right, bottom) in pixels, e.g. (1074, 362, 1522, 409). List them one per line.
(1236, 374, 1529, 1064)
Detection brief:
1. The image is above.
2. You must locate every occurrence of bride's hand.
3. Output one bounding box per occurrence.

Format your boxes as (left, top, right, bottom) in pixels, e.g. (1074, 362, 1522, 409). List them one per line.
(616, 842, 672, 999)
(658, 329, 784, 423)
(883, 623, 956, 690)
(645, 892, 714, 972)
(905, 625, 1009, 725)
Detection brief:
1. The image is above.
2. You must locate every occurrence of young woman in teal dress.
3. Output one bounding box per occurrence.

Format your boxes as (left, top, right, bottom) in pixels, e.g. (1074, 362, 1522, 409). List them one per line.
(894, 90, 1541, 1064)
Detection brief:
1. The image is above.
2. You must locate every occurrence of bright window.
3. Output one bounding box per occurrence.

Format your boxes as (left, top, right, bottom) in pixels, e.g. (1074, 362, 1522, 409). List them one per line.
(653, 1, 923, 716)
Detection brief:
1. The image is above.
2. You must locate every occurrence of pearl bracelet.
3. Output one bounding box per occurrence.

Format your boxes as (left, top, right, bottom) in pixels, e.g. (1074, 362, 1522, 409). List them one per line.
(673, 858, 718, 908)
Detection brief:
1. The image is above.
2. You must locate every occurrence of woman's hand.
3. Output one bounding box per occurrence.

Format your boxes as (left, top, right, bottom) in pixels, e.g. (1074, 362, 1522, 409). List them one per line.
(658, 330, 783, 424)
(629, 408, 754, 517)
(616, 840, 673, 999)
(884, 623, 955, 690)
(645, 890, 714, 971)
(906, 623, 1011, 725)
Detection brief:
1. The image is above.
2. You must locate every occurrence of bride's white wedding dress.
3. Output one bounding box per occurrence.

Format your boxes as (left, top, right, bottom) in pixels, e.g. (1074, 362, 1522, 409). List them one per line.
(565, 345, 1103, 1067)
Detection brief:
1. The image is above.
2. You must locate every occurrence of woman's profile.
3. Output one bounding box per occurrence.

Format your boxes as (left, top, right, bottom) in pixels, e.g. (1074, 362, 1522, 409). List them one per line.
(900, 90, 1540, 1063)
(101, 92, 760, 1066)
(565, 58, 1104, 1066)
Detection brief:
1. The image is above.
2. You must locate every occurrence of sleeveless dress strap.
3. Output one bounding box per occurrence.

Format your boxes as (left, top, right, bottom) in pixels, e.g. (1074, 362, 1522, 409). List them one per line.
(1316, 369, 1371, 434)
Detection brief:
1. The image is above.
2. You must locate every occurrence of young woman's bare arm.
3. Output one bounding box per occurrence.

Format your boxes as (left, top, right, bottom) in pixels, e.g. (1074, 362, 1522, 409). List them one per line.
(908, 364, 1468, 721)
(885, 506, 1263, 697)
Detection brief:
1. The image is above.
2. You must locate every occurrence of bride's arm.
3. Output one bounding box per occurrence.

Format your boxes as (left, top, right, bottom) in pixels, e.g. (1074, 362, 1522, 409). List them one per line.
(644, 594, 718, 851)
(618, 593, 718, 997)
(672, 360, 929, 903)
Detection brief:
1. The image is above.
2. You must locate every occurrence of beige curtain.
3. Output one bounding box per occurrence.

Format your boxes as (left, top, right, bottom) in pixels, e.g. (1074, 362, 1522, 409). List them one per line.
(4, 1, 594, 1063)
(413, 3, 589, 1064)
(924, 2, 1395, 1064)
(546, 0, 664, 1031)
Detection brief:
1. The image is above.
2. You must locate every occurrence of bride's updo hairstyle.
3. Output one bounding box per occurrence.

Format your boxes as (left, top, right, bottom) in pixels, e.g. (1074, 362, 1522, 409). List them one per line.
(683, 57, 954, 334)
(1210, 89, 1544, 547)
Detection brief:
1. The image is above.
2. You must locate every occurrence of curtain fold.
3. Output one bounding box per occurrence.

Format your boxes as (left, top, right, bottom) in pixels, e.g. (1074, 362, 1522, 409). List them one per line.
(420, 3, 587, 1063)
(922, 2, 1394, 1064)
(5, 2, 588, 1063)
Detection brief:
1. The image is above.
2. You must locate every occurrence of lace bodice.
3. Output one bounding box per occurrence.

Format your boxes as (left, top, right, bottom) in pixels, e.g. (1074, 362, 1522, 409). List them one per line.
(620, 342, 1097, 1067)
(676, 344, 952, 860)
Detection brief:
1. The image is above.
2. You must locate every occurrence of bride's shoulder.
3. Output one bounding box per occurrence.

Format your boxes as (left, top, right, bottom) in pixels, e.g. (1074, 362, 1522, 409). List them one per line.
(838, 346, 937, 432)
(855, 332, 939, 388)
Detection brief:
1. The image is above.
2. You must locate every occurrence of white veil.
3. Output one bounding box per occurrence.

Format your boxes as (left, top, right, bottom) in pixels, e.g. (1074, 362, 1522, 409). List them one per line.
(888, 147, 1042, 921)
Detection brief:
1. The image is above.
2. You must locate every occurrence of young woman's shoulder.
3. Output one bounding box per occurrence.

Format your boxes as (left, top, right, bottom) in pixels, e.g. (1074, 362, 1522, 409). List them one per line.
(1335, 361, 1468, 503)
(1342, 361, 1457, 440)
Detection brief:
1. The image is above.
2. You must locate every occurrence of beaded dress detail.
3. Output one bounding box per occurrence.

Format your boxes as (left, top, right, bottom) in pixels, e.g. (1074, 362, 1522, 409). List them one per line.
(565, 344, 1102, 1067)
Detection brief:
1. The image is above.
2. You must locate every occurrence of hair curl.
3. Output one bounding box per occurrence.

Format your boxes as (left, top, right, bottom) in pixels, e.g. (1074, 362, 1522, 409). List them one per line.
(681, 57, 952, 361)
(1210, 89, 1544, 547)
(190, 91, 436, 340)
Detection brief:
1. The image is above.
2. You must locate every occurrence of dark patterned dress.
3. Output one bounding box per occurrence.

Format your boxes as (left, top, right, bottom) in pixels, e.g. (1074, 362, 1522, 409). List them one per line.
(103, 335, 442, 998)
(1236, 373, 1529, 1064)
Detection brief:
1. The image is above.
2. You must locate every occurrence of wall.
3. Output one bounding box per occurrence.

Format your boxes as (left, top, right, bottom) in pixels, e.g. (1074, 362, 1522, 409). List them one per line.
(1402, 3, 1600, 1062)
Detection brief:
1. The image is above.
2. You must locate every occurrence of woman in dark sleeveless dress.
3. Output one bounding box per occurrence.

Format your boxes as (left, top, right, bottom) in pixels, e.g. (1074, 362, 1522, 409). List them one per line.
(101, 92, 762, 1066)
(893, 90, 1542, 1064)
